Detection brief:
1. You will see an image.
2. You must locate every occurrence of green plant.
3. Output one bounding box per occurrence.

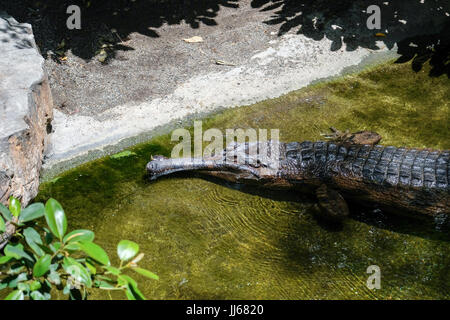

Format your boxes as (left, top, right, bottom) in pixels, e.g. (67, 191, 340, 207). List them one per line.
(0, 196, 158, 300)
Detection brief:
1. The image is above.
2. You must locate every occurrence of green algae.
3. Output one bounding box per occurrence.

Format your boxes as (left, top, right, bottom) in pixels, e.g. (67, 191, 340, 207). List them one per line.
(36, 61, 450, 299)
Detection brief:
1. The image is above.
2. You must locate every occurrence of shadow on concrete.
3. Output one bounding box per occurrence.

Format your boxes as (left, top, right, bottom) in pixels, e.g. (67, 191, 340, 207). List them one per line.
(1, 0, 448, 74)
(0, 12, 34, 50)
(0, 0, 239, 62)
(251, 0, 450, 77)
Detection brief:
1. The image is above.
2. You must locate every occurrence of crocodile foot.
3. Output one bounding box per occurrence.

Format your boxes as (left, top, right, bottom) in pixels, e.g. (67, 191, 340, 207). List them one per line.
(321, 127, 382, 146)
(314, 184, 349, 223)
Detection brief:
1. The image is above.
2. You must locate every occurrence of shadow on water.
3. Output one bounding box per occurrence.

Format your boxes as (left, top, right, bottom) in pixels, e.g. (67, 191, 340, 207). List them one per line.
(152, 171, 450, 243)
(176, 171, 450, 298)
(251, 0, 450, 77)
(277, 202, 450, 299)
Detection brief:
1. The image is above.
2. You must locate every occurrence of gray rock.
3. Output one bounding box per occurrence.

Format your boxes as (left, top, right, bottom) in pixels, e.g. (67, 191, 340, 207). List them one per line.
(0, 13, 53, 206)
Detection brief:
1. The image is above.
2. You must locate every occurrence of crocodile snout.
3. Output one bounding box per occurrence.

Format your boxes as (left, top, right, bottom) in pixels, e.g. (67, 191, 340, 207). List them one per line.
(147, 155, 170, 180)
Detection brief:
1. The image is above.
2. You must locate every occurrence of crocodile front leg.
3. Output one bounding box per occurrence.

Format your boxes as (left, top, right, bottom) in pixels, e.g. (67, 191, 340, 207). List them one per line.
(314, 128, 383, 222)
(322, 127, 382, 146)
(314, 184, 349, 222)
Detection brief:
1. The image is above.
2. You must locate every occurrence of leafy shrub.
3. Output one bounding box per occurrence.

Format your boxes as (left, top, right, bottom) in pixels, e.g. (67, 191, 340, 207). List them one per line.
(0, 197, 158, 300)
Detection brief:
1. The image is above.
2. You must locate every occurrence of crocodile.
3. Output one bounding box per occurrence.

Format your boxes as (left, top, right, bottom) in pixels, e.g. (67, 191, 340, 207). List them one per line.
(146, 131, 449, 221)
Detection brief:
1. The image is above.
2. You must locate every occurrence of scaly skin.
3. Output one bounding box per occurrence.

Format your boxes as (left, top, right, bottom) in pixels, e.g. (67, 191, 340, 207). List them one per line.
(147, 141, 450, 217)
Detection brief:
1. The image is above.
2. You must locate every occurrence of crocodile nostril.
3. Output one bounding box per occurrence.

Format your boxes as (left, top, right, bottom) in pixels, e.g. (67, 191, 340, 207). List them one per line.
(147, 162, 159, 172)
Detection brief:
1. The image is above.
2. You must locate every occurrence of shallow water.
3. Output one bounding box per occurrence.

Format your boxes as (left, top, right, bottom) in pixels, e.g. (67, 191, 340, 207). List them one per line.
(36, 62, 450, 299)
(36, 143, 450, 300)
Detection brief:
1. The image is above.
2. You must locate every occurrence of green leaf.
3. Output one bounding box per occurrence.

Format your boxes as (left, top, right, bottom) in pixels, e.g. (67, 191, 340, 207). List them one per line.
(132, 268, 159, 280)
(96, 275, 115, 282)
(30, 291, 46, 300)
(0, 215, 5, 233)
(117, 240, 139, 261)
(47, 243, 58, 254)
(33, 254, 52, 277)
(118, 275, 145, 300)
(85, 259, 97, 275)
(29, 280, 41, 291)
(78, 241, 110, 266)
(0, 255, 13, 264)
(62, 257, 92, 288)
(63, 229, 94, 244)
(7, 266, 26, 276)
(103, 265, 121, 276)
(23, 227, 44, 257)
(63, 284, 71, 295)
(19, 203, 45, 223)
(17, 282, 30, 292)
(49, 263, 59, 272)
(44, 198, 67, 240)
(44, 279, 52, 289)
(96, 280, 115, 289)
(52, 242, 63, 253)
(117, 274, 130, 287)
(5, 290, 24, 300)
(125, 287, 136, 300)
(9, 197, 21, 218)
(129, 285, 146, 300)
(4, 243, 34, 262)
(8, 273, 28, 288)
(47, 271, 61, 285)
(44, 229, 53, 245)
(64, 242, 81, 251)
(0, 203, 12, 221)
(36, 243, 54, 255)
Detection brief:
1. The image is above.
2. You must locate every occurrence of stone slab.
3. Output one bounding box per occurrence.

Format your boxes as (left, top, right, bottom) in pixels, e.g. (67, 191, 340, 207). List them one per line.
(0, 13, 53, 205)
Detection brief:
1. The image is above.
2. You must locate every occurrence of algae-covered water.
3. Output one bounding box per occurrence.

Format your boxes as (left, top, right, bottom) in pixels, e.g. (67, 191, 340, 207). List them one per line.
(36, 61, 450, 299)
